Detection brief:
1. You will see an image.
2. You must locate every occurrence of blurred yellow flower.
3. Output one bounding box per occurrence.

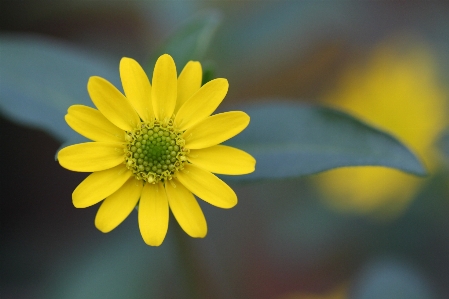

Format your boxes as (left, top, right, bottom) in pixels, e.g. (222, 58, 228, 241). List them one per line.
(58, 54, 255, 246)
(314, 38, 448, 216)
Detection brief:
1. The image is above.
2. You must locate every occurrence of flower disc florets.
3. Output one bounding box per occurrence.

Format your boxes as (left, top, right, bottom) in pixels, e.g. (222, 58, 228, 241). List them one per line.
(124, 118, 187, 183)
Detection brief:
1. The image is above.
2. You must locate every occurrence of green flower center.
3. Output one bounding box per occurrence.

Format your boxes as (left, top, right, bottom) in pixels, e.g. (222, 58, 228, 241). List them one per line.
(124, 119, 187, 183)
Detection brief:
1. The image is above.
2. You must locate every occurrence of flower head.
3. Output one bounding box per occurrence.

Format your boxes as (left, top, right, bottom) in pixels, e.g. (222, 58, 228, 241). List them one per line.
(58, 54, 255, 246)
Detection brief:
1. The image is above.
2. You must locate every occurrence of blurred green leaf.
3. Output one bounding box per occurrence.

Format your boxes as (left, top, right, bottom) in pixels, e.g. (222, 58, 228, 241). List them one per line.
(44, 220, 177, 299)
(147, 10, 221, 73)
(0, 34, 118, 142)
(227, 101, 427, 180)
(200, 61, 216, 85)
(351, 258, 436, 299)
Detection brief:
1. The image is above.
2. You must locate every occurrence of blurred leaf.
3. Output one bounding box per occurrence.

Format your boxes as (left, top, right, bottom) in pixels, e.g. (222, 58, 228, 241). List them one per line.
(227, 101, 427, 180)
(350, 258, 436, 299)
(44, 219, 178, 299)
(0, 34, 118, 142)
(201, 61, 216, 85)
(147, 10, 221, 72)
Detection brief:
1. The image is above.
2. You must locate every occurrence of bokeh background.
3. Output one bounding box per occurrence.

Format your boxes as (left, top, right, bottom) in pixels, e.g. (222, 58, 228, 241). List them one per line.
(2, 1, 449, 299)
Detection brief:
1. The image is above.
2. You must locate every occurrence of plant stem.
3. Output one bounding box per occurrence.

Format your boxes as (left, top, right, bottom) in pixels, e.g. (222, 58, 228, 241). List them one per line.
(172, 224, 212, 299)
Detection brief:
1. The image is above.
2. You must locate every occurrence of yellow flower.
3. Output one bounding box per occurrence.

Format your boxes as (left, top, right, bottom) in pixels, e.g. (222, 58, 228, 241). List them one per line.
(314, 39, 448, 216)
(58, 54, 255, 246)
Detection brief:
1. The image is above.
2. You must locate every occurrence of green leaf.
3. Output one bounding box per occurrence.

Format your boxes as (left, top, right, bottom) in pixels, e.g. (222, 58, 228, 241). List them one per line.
(0, 34, 118, 142)
(227, 101, 427, 180)
(146, 10, 221, 72)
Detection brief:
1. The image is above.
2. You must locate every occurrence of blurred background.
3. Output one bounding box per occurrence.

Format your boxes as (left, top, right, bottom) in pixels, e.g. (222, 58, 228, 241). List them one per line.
(2, 1, 449, 298)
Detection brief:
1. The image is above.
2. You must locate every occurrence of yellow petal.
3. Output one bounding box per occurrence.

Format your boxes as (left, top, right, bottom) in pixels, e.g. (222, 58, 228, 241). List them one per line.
(65, 105, 125, 142)
(184, 111, 250, 149)
(138, 182, 169, 246)
(174, 78, 229, 130)
(175, 61, 202, 113)
(176, 164, 237, 209)
(165, 179, 207, 238)
(151, 54, 177, 120)
(120, 57, 153, 122)
(72, 164, 132, 208)
(58, 142, 125, 172)
(95, 177, 143, 233)
(88, 76, 140, 131)
(188, 145, 255, 175)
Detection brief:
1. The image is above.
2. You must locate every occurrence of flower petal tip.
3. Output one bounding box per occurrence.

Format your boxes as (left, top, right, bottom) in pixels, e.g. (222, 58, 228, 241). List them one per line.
(144, 238, 165, 247)
(194, 231, 208, 238)
(157, 54, 175, 65)
(94, 222, 112, 233)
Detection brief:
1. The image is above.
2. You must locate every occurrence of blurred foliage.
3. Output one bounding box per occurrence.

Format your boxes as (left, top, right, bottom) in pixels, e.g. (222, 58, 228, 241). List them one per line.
(437, 128, 449, 164)
(314, 38, 448, 217)
(349, 258, 436, 299)
(229, 102, 426, 180)
(146, 10, 222, 75)
(0, 34, 118, 141)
